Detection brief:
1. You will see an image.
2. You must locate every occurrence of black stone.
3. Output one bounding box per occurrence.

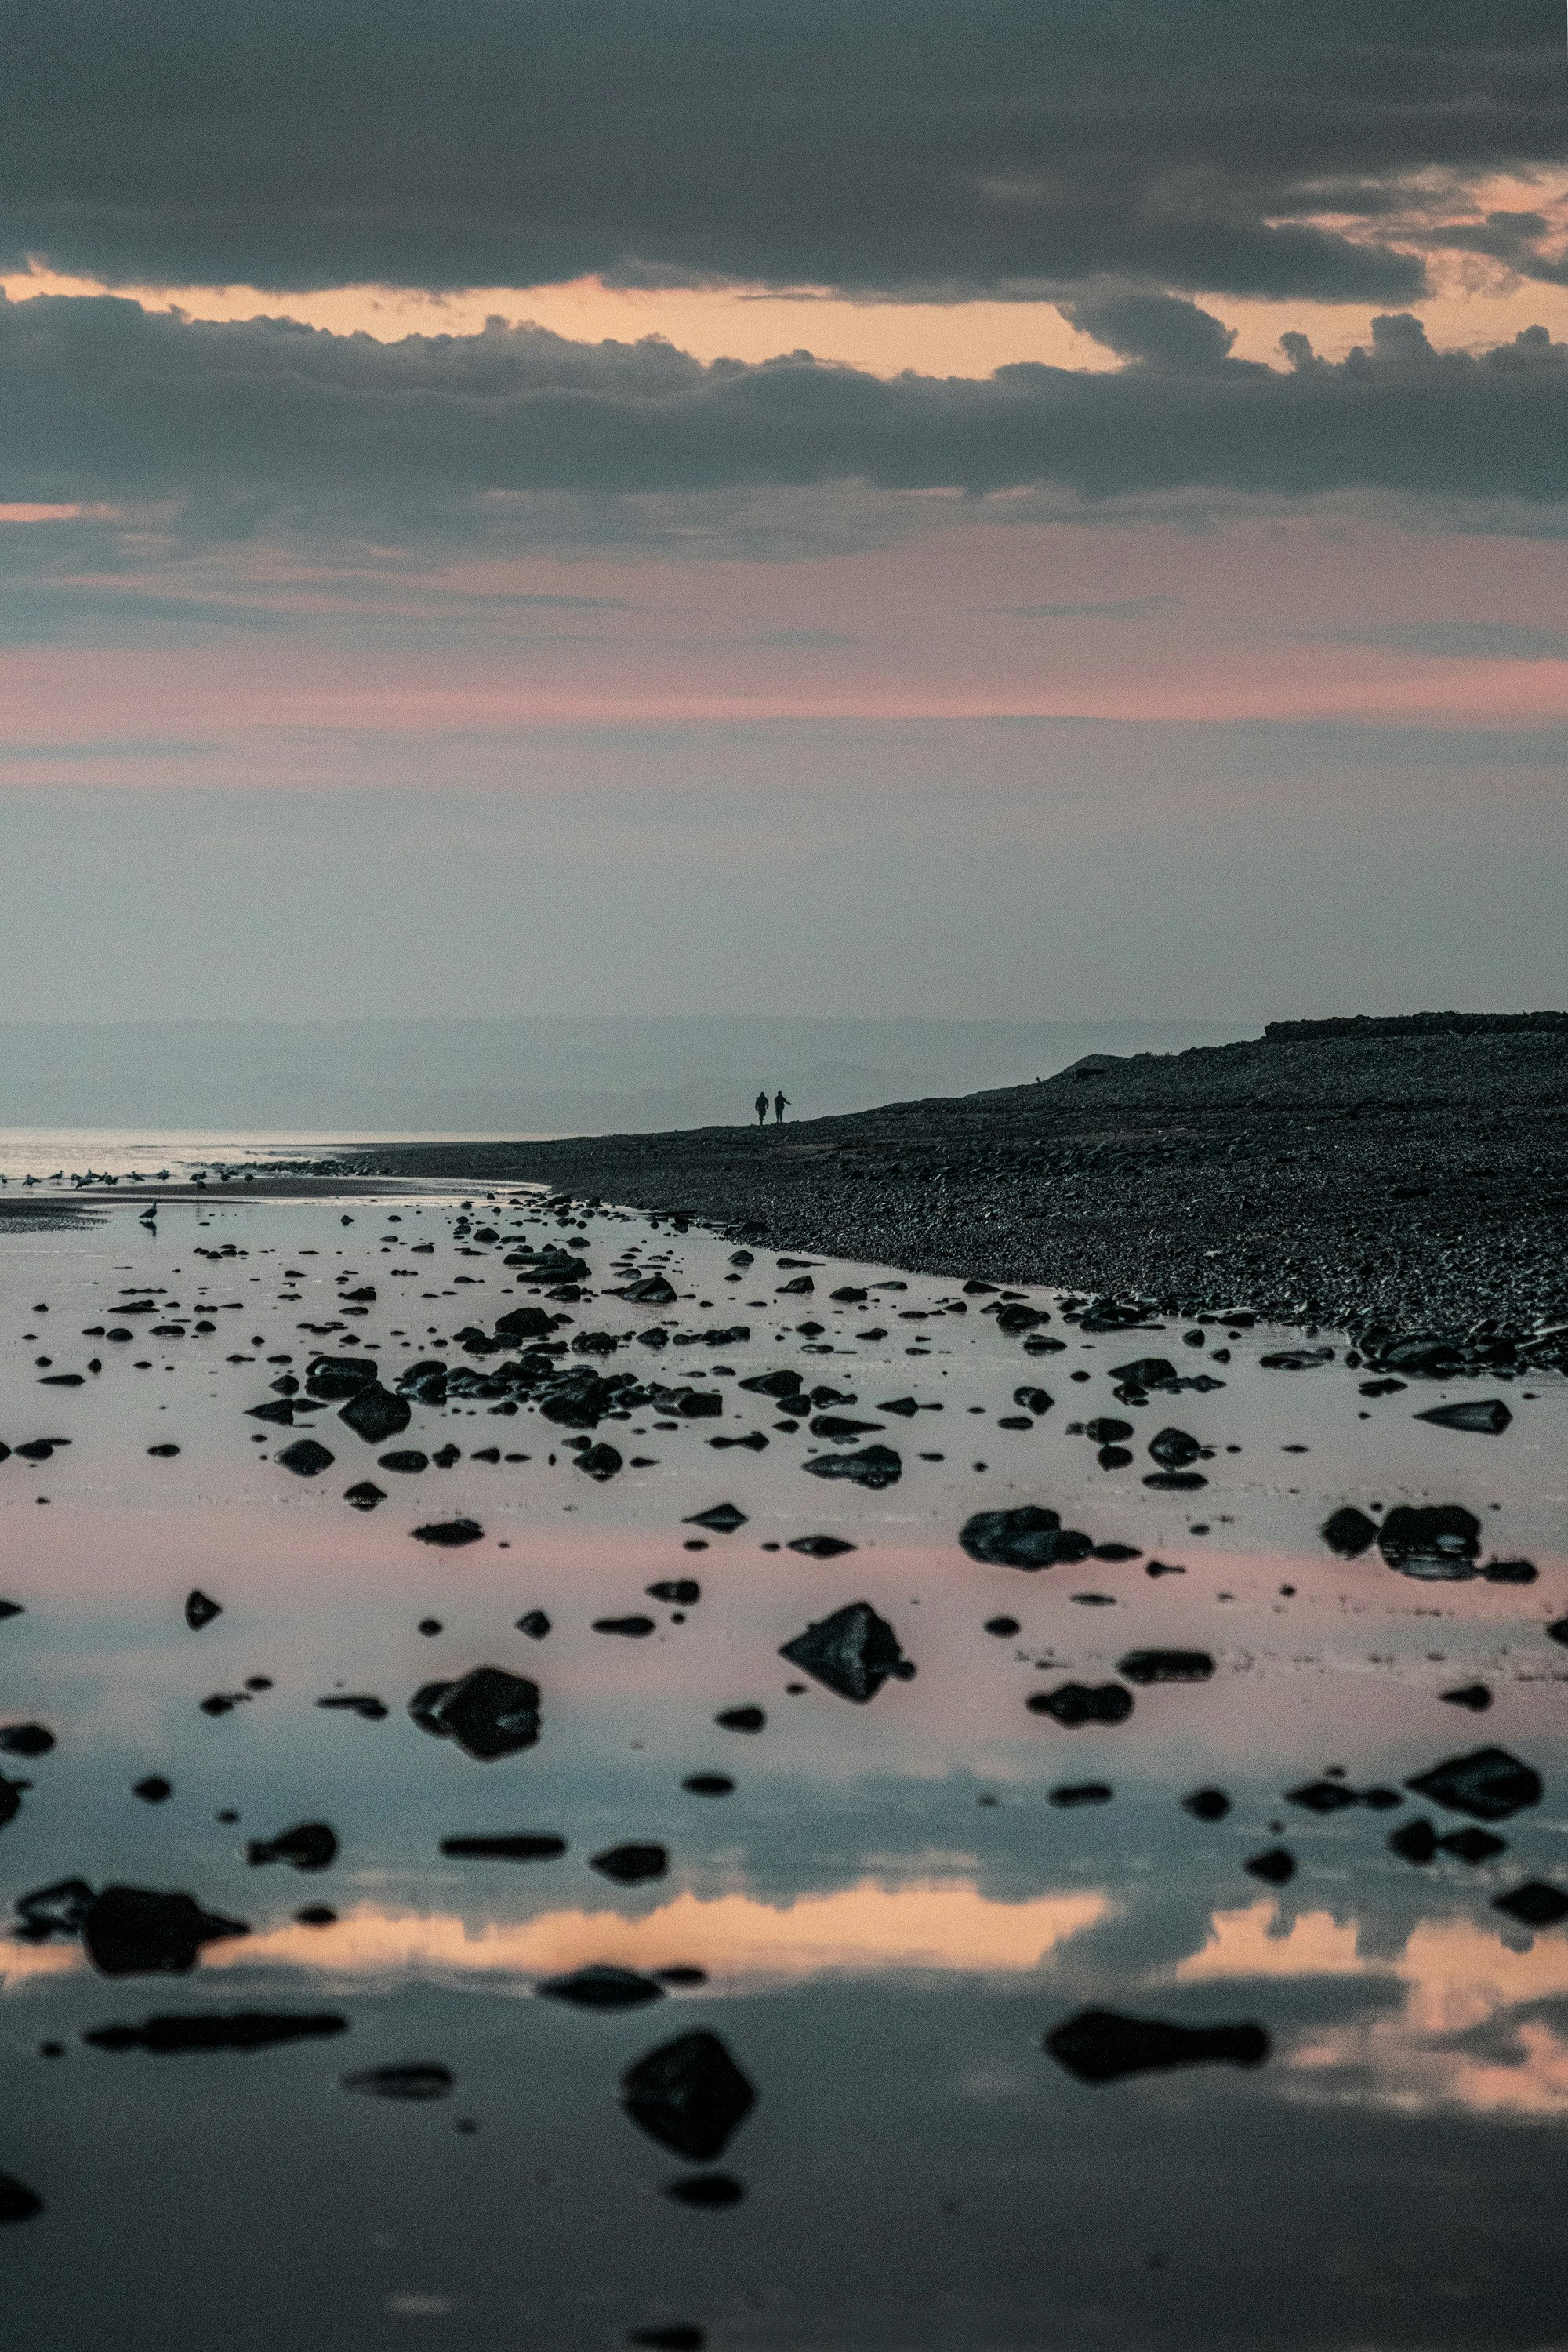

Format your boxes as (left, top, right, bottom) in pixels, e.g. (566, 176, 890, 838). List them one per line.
(715, 1706, 765, 1733)
(1492, 1882, 1568, 1928)
(1045, 2008, 1269, 2085)
(0, 2175, 43, 2223)
(621, 2030, 757, 2161)
(85, 2011, 347, 2055)
(682, 1774, 734, 1797)
(0, 1722, 53, 1756)
(411, 1518, 485, 1547)
(779, 1602, 915, 1703)
(316, 1694, 388, 1719)
(1117, 1650, 1214, 1686)
(1148, 1428, 1203, 1469)
(786, 1534, 857, 1559)
(343, 1480, 386, 1510)
(662, 2172, 745, 2207)
(1319, 1506, 1379, 1559)
(1439, 1827, 1507, 1864)
(132, 1777, 172, 1805)
(277, 1438, 334, 1477)
(82, 1886, 249, 1976)
(305, 1356, 379, 1399)
(802, 1443, 902, 1490)
(960, 1506, 1093, 1570)
(184, 1589, 222, 1631)
(380, 1450, 430, 1473)
(338, 1384, 412, 1445)
(440, 1835, 566, 1861)
(648, 1580, 701, 1605)
(590, 1843, 669, 1886)
(578, 1443, 623, 1480)
(1049, 1783, 1113, 1807)
(539, 1965, 665, 2009)
(595, 1616, 656, 1637)
(1244, 1848, 1297, 1886)
(516, 1610, 551, 1639)
(245, 1822, 338, 1872)
(1182, 1788, 1231, 1822)
(1027, 1682, 1133, 1727)
(408, 1666, 541, 1760)
(1440, 1683, 1493, 1711)
(1415, 1399, 1512, 1434)
(1377, 1504, 1482, 1578)
(1390, 1818, 1439, 1864)
(684, 1503, 747, 1532)
(1406, 1747, 1542, 1821)
(1287, 1780, 1359, 1813)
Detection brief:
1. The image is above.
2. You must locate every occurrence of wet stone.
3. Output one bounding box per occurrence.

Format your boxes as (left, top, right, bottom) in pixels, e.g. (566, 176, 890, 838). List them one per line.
(338, 1384, 412, 1444)
(132, 1777, 172, 1805)
(411, 1518, 485, 1548)
(1492, 1882, 1568, 1929)
(82, 1886, 250, 1977)
(277, 1439, 334, 1478)
(1440, 1684, 1493, 1712)
(663, 2172, 745, 2208)
(1026, 1683, 1134, 1728)
(85, 2011, 347, 2055)
(595, 1616, 656, 1637)
(1406, 1747, 1542, 1821)
(1319, 1506, 1379, 1559)
(1244, 1848, 1297, 1886)
(1182, 1788, 1232, 1823)
(408, 1667, 541, 1760)
(1415, 1399, 1512, 1434)
(380, 1450, 430, 1474)
(960, 1507, 1093, 1570)
(184, 1590, 222, 1631)
(682, 1773, 735, 1797)
(343, 1481, 386, 1510)
(316, 1694, 388, 1719)
(539, 1965, 666, 2009)
(779, 1602, 916, 1704)
(516, 1610, 551, 1639)
(1049, 1782, 1114, 1807)
(0, 2175, 43, 2223)
(1117, 1650, 1214, 1686)
(715, 1706, 765, 1733)
(1439, 1827, 1507, 1864)
(1377, 1504, 1482, 1579)
(621, 2030, 757, 2161)
(0, 1722, 53, 1756)
(787, 1534, 857, 1559)
(1044, 2009, 1269, 2085)
(245, 1821, 338, 1871)
(648, 1580, 701, 1606)
(440, 1835, 566, 1861)
(590, 1843, 670, 1886)
(1390, 1818, 1439, 1865)
(802, 1443, 902, 1490)
(684, 1503, 747, 1533)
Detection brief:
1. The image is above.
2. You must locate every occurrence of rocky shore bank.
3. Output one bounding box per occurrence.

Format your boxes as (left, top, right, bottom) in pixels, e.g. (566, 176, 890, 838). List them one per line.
(315, 1016, 1568, 1373)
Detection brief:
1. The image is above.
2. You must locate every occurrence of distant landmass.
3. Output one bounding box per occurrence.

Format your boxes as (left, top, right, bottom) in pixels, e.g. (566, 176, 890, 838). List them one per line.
(0, 1015, 1252, 1134)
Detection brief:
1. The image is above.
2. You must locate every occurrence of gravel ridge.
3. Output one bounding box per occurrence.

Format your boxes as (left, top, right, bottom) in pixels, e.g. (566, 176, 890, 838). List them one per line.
(313, 1025, 1568, 1370)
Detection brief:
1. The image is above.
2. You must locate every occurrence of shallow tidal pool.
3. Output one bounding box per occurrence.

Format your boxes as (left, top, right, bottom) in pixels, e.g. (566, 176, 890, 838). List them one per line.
(0, 1182, 1564, 2351)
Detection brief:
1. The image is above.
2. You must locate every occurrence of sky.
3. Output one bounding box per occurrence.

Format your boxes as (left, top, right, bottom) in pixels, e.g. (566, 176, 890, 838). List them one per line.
(2, 0, 1566, 1025)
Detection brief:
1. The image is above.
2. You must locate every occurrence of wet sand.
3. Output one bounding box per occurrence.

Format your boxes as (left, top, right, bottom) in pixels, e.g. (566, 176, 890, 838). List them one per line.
(0, 1178, 1564, 2347)
(312, 1022, 1568, 1374)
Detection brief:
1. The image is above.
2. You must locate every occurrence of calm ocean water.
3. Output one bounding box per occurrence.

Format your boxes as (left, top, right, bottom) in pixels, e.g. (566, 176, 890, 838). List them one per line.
(0, 1181, 1563, 2346)
(0, 1131, 551, 1188)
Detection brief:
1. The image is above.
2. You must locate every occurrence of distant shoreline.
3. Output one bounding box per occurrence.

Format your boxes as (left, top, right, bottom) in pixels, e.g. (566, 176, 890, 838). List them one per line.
(307, 1021, 1568, 1372)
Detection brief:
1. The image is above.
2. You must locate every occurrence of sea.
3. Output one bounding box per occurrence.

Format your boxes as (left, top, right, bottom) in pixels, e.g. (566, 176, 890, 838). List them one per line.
(0, 1160, 1563, 2347)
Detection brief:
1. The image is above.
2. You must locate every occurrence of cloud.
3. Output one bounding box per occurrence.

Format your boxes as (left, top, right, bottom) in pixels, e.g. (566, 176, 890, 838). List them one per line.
(9, 1, 1559, 301)
(1323, 620, 1568, 662)
(972, 597, 1182, 619)
(5, 293, 1568, 546)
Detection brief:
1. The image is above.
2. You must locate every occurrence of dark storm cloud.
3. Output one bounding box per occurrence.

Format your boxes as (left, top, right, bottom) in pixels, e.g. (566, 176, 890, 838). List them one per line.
(6, 1, 1565, 300)
(5, 293, 1568, 528)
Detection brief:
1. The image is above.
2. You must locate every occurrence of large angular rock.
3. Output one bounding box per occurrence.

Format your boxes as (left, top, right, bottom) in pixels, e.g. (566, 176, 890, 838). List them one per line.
(620, 2030, 756, 2161)
(1415, 1399, 1512, 1434)
(82, 1886, 250, 1977)
(1045, 2008, 1269, 2084)
(802, 1443, 901, 1490)
(276, 1438, 335, 1478)
(408, 1667, 541, 1761)
(305, 1356, 380, 1399)
(779, 1602, 915, 1703)
(338, 1384, 412, 1444)
(960, 1507, 1093, 1569)
(1377, 1504, 1481, 1579)
(1406, 1747, 1542, 1821)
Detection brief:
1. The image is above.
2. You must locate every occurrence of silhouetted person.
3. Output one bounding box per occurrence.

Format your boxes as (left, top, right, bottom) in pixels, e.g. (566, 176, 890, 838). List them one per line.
(754, 1091, 769, 1127)
(774, 1091, 789, 1123)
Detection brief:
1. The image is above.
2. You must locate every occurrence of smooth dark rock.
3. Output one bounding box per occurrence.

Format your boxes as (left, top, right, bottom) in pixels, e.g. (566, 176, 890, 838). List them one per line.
(1415, 1399, 1512, 1433)
(786, 1534, 856, 1558)
(343, 1480, 386, 1510)
(621, 2031, 757, 2161)
(590, 1843, 669, 1886)
(1117, 1649, 1214, 1685)
(779, 1602, 915, 1703)
(1287, 1780, 1359, 1813)
(1244, 1848, 1297, 1886)
(411, 1517, 485, 1547)
(684, 1503, 748, 1532)
(277, 1438, 334, 1477)
(715, 1706, 765, 1733)
(1148, 1428, 1203, 1468)
(380, 1450, 430, 1473)
(1319, 1506, 1379, 1559)
(1406, 1747, 1542, 1821)
(578, 1443, 623, 1480)
(85, 2011, 347, 2055)
(0, 1722, 53, 1756)
(1493, 1882, 1568, 1928)
(316, 1694, 388, 1719)
(960, 1506, 1092, 1570)
(0, 2175, 43, 2223)
(1390, 1818, 1439, 1864)
(595, 1615, 656, 1637)
(132, 1776, 172, 1805)
(1439, 1827, 1507, 1864)
(648, 1580, 700, 1605)
(1182, 1788, 1231, 1822)
(408, 1667, 541, 1760)
(682, 1774, 734, 1797)
(539, 1965, 665, 2009)
(305, 1356, 379, 1399)
(338, 1384, 412, 1444)
(802, 1443, 901, 1489)
(1049, 1782, 1113, 1806)
(1045, 2008, 1269, 2084)
(184, 1589, 222, 1630)
(662, 2172, 745, 2208)
(1027, 1682, 1133, 1727)
(1377, 1504, 1481, 1578)
(245, 1822, 338, 1872)
(82, 1886, 249, 1976)
(1440, 1684, 1493, 1712)
(516, 1610, 551, 1639)
(440, 1834, 566, 1861)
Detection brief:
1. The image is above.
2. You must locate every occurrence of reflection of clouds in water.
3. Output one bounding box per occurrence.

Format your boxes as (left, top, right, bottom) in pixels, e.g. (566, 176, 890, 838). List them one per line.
(187, 1881, 1115, 1984)
(1178, 1900, 1568, 2115)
